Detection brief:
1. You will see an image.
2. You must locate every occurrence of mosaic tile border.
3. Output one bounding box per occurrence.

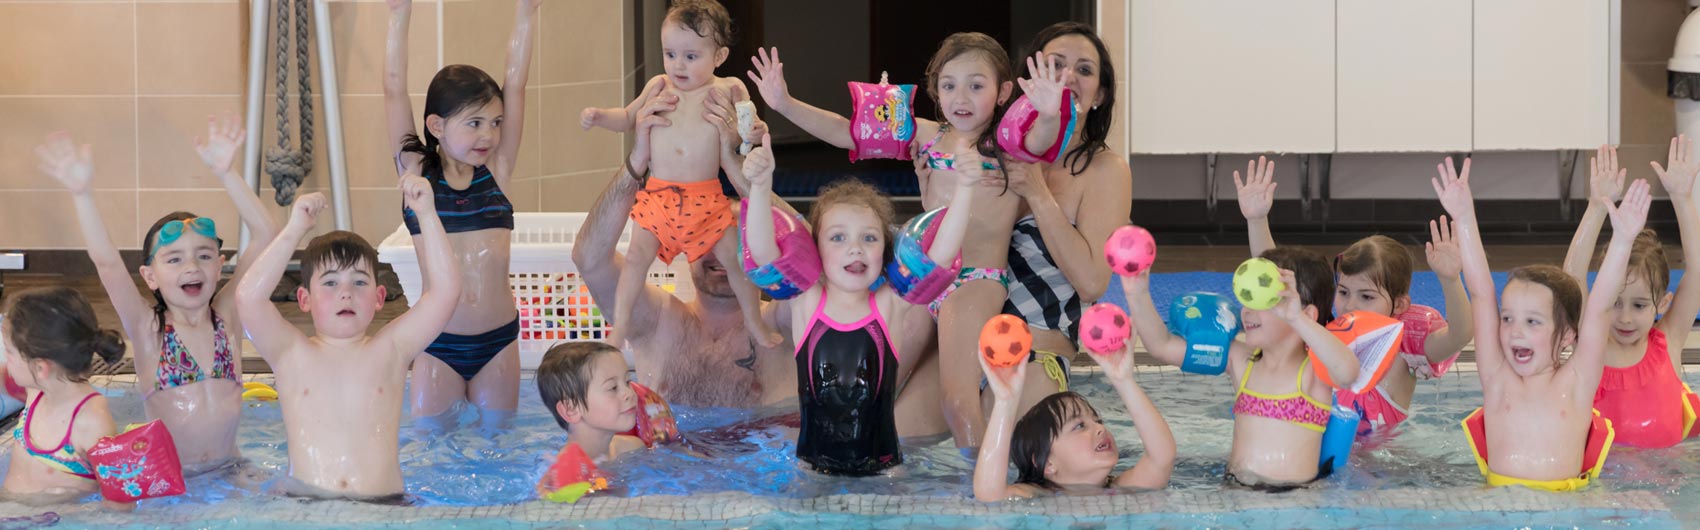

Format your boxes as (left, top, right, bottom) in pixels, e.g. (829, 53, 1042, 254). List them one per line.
(3, 487, 1667, 526)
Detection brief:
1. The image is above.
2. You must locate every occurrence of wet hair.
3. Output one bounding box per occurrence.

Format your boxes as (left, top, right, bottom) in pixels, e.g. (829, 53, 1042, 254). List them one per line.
(1335, 235, 1414, 303)
(537, 341, 623, 430)
(1016, 22, 1116, 176)
(1506, 264, 1584, 355)
(399, 65, 503, 179)
(1624, 229, 1672, 297)
(808, 179, 898, 266)
(665, 0, 735, 49)
(300, 231, 379, 289)
(4, 287, 126, 384)
(141, 211, 225, 333)
(1011, 392, 1101, 490)
(924, 32, 1014, 186)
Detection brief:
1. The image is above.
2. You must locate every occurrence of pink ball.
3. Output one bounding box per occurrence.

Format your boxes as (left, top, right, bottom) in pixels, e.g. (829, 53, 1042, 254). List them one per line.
(1105, 225, 1156, 276)
(1078, 303, 1131, 356)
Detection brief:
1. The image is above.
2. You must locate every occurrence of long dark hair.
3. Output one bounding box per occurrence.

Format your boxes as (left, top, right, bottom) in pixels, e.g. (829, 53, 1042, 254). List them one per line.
(400, 64, 503, 178)
(141, 211, 223, 333)
(1015, 22, 1116, 176)
(4, 287, 126, 383)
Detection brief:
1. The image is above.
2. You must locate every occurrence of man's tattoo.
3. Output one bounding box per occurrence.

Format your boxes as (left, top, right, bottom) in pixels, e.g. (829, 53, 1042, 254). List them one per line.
(734, 338, 758, 372)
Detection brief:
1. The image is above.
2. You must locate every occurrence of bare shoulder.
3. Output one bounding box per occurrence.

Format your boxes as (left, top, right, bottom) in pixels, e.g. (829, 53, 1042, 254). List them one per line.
(636, 75, 670, 102)
(70, 393, 117, 444)
(609, 434, 648, 459)
(717, 76, 750, 99)
(914, 119, 943, 140)
(1084, 150, 1130, 179)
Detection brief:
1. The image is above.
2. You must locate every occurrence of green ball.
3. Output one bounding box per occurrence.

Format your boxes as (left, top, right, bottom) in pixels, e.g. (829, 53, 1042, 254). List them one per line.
(1232, 257, 1285, 310)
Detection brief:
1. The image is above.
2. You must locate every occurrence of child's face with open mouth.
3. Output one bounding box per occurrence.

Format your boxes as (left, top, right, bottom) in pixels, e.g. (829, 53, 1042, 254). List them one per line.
(1498, 279, 1570, 376)
(933, 54, 1007, 134)
(816, 204, 886, 293)
(142, 231, 224, 311)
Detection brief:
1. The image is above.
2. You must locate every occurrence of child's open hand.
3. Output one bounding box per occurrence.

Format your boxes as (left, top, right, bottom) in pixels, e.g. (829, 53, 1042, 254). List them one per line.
(194, 111, 245, 176)
(35, 132, 94, 195)
(1093, 340, 1138, 384)
(1607, 179, 1653, 240)
(1234, 156, 1276, 221)
(1269, 269, 1308, 324)
(1590, 144, 1626, 203)
(1431, 157, 1475, 222)
(977, 344, 1028, 404)
(1017, 51, 1070, 119)
(1425, 216, 1463, 280)
(747, 47, 791, 113)
(1652, 135, 1700, 198)
(400, 174, 434, 216)
(742, 133, 775, 190)
(289, 193, 328, 230)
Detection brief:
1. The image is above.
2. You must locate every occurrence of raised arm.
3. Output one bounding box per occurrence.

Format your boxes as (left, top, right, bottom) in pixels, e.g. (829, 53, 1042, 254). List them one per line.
(1573, 181, 1653, 392)
(385, 0, 421, 164)
(381, 175, 462, 360)
(748, 47, 854, 149)
(1562, 145, 1624, 284)
(1434, 157, 1505, 380)
(1269, 268, 1358, 389)
(235, 194, 324, 362)
(1235, 156, 1278, 257)
(1120, 269, 1188, 367)
(196, 113, 278, 311)
(924, 153, 980, 265)
(704, 82, 767, 197)
(973, 350, 1037, 501)
(1419, 216, 1474, 362)
(491, 0, 541, 185)
(1008, 155, 1130, 302)
(1651, 136, 1700, 358)
(36, 134, 153, 339)
(1097, 344, 1174, 490)
(743, 135, 781, 265)
(1015, 52, 1068, 157)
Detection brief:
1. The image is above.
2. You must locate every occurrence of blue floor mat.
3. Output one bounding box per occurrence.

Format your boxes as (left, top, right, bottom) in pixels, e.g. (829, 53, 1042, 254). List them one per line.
(1097, 270, 1689, 326)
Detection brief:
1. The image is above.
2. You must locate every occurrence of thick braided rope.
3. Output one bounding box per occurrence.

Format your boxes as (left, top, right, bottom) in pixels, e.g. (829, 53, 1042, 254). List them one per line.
(265, 0, 313, 206)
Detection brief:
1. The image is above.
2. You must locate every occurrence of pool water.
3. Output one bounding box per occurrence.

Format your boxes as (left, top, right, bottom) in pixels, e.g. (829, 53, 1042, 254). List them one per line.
(0, 367, 1693, 529)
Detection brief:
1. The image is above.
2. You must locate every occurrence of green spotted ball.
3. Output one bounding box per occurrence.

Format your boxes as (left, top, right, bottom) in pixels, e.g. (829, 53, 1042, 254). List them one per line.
(1232, 257, 1285, 310)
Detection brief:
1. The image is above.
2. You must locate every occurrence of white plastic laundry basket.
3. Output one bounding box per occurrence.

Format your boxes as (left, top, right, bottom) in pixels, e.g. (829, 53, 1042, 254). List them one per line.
(376, 213, 692, 369)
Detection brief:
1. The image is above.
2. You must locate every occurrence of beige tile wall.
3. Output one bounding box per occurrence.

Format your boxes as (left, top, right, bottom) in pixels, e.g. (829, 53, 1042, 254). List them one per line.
(0, 0, 631, 251)
(1617, 0, 1687, 197)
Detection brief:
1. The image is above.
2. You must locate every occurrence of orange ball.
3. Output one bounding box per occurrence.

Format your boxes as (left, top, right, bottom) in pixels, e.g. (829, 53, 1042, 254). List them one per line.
(980, 314, 1033, 368)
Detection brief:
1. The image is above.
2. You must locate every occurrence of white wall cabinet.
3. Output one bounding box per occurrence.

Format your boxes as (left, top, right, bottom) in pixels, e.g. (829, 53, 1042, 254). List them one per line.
(1128, 0, 1615, 154)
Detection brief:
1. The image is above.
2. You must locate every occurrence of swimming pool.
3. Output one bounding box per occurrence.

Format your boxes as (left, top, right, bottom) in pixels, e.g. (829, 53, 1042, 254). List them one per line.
(0, 366, 1692, 529)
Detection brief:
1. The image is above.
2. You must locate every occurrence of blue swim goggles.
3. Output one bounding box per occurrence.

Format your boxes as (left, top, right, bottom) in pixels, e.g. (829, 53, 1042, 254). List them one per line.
(147, 217, 220, 263)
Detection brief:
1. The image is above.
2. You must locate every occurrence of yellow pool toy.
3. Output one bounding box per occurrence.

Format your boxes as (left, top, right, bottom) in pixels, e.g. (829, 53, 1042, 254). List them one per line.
(242, 382, 278, 401)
